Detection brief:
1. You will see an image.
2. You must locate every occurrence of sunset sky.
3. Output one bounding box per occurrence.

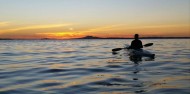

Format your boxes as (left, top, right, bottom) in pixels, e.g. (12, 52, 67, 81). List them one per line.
(0, 0, 190, 39)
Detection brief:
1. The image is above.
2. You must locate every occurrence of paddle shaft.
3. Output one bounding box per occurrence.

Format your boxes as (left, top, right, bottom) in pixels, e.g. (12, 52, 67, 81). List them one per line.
(112, 43, 153, 52)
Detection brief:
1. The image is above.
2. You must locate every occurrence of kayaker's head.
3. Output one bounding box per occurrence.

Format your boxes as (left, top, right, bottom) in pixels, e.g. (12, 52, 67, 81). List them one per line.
(134, 34, 139, 40)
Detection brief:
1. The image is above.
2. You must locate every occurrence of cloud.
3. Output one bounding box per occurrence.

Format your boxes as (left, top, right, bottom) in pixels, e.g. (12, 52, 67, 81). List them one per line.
(0, 23, 75, 38)
(124, 24, 190, 30)
(9, 23, 73, 31)
(75, 24, 126, 35)
(88, 24, 190, 31)
(89, 24, 124, 31)
(0, 22, 10, 27)
(36, 32, 84, 39)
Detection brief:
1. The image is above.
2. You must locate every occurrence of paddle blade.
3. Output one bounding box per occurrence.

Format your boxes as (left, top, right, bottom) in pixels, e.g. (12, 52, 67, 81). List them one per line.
(112, 48, 123, 51)
(144, 43, 153, 47)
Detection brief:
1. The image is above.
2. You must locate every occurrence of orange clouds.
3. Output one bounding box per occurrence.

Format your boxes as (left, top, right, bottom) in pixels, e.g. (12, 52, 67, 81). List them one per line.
(9, 24, 73, 31)
(36, 32, 84, 39)
(0, 22, 189, 39)
(80, 24, 190, 38)
(0, 23, 75, 39)
(0, 22, 10, 27)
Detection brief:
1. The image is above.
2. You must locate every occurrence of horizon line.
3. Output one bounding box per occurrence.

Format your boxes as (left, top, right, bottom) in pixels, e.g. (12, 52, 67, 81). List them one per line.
(1, 36, 190, 40)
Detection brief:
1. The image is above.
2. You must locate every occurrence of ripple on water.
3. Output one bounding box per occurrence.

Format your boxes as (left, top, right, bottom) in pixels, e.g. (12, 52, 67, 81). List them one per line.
(148, 88, 190, 94)
(106, 65, 123, 68)
(39, 69, 68, 73)
(0, 89, 46, 94)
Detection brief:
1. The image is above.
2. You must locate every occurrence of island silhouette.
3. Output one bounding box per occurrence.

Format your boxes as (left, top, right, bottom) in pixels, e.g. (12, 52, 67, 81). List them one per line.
(75, 36, 190, 39)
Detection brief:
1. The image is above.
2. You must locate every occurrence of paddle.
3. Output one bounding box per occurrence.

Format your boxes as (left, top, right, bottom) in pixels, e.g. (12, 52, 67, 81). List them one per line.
(112, 43, 153, 52)
(143, 43, 153, 47)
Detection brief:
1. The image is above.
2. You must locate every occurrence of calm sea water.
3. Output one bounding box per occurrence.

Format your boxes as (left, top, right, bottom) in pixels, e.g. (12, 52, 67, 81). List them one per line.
(0, 39, 190, 94)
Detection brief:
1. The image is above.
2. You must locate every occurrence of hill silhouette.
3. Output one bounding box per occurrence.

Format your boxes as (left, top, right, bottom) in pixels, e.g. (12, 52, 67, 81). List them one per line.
(76, 36, 190, 39)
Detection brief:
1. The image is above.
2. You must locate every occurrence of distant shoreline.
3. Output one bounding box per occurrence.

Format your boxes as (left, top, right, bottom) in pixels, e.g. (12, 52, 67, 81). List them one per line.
(0, 36, 190, 40)
(75, 36, 190, 39)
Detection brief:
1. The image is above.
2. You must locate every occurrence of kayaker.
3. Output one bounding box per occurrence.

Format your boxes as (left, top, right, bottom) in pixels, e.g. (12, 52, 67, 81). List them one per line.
(128, 34, 143, 49)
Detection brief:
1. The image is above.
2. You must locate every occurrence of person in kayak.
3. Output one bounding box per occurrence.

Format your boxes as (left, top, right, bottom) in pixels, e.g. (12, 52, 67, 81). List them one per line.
(128, 34, 143, 49)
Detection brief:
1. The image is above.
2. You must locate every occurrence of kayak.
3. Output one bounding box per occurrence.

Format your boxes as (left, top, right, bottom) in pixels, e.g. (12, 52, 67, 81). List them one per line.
(111, 43, 155, 58)
(125, 49, 155, 58)
(124, 44, 155, 58)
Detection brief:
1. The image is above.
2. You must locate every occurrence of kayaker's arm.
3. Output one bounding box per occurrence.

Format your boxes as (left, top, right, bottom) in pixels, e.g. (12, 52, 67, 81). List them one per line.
(139, 41, 143, 48)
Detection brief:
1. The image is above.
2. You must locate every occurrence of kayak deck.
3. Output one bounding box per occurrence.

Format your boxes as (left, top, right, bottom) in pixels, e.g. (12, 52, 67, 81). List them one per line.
(125, 49, 155, 58)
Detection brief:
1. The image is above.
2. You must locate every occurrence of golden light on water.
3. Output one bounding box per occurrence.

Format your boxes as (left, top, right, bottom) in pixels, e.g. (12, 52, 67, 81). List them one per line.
(39, 73, 120, 91)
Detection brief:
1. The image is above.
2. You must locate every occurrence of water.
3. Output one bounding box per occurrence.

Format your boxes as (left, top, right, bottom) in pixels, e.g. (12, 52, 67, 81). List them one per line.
(0, 39, 189, 94)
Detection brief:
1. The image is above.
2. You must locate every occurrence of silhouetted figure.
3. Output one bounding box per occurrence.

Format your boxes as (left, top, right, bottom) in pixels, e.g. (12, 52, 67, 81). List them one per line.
(128, 34, 143, 49)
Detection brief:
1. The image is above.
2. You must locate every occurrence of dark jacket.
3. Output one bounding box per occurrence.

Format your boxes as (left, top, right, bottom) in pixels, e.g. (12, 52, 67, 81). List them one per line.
(129, 39, 143, 49)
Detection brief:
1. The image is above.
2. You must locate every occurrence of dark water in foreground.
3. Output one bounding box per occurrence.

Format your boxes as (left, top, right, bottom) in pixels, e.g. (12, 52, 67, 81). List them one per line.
(0, 39, 190, 94)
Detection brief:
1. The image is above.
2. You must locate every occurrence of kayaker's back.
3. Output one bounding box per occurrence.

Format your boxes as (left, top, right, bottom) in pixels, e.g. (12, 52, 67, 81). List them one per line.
(130, 39, 143, 49)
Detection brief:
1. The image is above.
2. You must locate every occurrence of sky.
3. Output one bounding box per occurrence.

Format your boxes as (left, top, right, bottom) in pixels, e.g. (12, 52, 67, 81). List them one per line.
(0, 0, 190, 39)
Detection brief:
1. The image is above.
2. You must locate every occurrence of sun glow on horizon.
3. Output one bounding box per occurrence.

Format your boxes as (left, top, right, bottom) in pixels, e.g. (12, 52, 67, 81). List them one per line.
(0, 23, 189, 39)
